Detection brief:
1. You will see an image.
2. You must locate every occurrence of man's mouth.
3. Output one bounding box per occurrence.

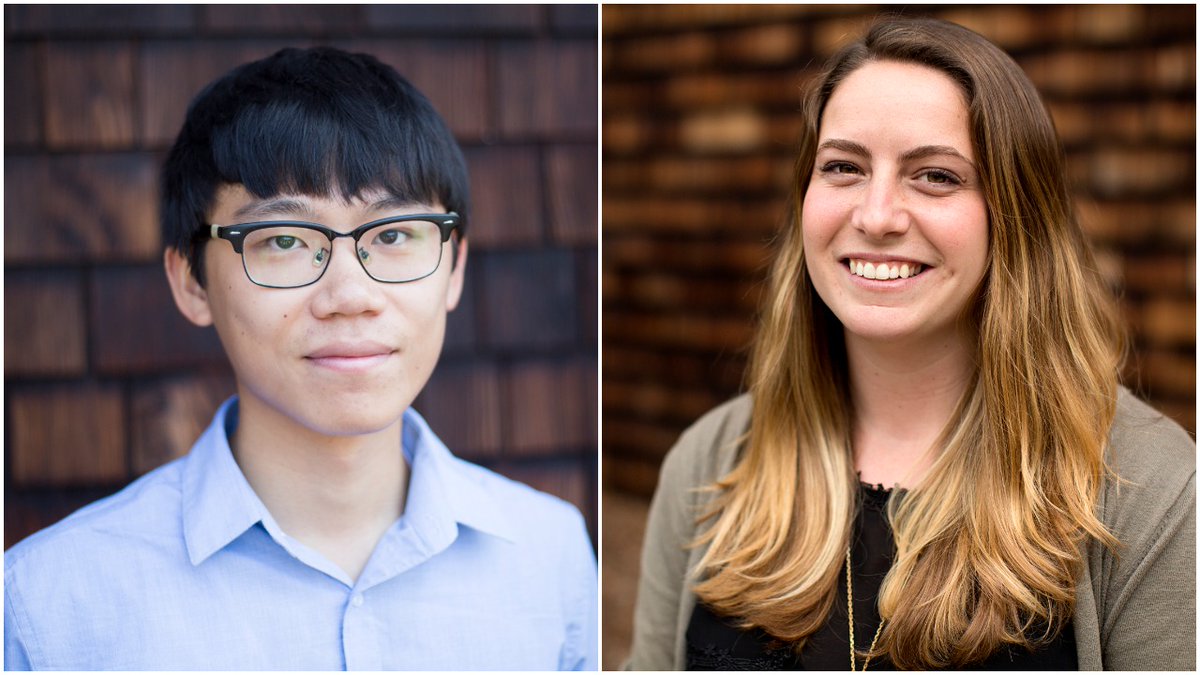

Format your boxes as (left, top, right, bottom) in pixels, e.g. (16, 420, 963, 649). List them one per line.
(305, 341, 397, 371)
(306, 341, 395, 360)
(845, 258, 926, 280)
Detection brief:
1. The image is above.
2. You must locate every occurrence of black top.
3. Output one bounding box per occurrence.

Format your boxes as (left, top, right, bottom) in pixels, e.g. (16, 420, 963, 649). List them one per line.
(685, 482, 1078, 670)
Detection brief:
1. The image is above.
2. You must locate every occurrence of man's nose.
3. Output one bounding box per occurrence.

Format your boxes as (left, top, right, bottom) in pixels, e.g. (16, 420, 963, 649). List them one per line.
(309, 237, 386, 317)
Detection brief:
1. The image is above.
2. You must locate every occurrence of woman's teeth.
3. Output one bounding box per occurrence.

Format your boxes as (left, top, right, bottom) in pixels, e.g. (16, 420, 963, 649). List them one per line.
(847, 259, 923, 280)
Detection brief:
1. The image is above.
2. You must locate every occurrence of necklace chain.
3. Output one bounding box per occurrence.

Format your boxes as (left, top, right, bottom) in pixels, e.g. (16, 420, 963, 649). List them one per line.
(846, 544, 886, 671)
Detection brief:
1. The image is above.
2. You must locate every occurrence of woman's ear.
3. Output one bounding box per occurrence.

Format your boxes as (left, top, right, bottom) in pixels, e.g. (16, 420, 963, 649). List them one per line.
(163, 248, 214, 327)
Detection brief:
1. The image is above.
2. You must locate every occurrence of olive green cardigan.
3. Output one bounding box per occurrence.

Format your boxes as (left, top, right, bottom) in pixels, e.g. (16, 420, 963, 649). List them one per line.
(629, 388, 1195, 670)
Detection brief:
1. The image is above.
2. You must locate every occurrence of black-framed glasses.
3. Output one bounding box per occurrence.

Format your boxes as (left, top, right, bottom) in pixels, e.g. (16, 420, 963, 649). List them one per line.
(208, 213, 460, 289)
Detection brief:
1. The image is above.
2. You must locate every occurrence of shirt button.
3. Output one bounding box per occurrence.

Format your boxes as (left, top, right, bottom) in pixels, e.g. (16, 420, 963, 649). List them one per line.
(352, 594, 364, 607)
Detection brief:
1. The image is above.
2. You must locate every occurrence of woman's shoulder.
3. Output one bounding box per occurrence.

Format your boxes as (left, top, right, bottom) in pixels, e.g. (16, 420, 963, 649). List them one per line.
(1108, 387, 1195, 482)
(675, 394, 754, 455)
(1100, 387, 1195, 546)
(658, 394, 753, 490)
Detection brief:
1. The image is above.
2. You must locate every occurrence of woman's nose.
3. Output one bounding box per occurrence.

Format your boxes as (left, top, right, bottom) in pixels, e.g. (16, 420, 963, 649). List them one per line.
(851, 176, 910, 238)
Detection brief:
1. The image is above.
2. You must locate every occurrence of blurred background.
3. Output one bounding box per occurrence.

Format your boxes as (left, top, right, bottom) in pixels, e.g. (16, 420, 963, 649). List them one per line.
(4, 5, 598, 550)
(602, 4, 1195, 668)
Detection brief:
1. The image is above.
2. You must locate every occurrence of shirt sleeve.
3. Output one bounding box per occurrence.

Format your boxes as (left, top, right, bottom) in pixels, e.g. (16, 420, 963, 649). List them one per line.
(5, 572, 33, 671)
(558, 509, 598, 671)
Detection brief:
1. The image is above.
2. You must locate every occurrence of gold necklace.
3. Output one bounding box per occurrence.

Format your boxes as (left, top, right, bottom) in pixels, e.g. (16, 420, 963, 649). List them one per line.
(846, 545, 886, 671)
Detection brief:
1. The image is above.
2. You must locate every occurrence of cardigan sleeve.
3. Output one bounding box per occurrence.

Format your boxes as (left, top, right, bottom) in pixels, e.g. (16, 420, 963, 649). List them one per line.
(1104, 476, 1195, 670)
(626, 395, 752, 670)
(627, 437, 700, 670)
(1095, 390, 1196, 670)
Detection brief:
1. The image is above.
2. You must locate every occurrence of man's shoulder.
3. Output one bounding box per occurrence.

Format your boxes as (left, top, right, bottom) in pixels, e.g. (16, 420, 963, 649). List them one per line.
(407, 405, 589, 545)
(446, 455, 590, 541)
(5, 458, 192, 668)
(432, 455, 596, 669)
(5, 458, 187, 577)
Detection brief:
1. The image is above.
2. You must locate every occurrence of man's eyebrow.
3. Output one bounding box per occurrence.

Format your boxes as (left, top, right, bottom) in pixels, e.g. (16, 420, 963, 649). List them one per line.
(367, 194, 428, 212)
(231, 194, 434, 222)
(233, 197, 315, 220)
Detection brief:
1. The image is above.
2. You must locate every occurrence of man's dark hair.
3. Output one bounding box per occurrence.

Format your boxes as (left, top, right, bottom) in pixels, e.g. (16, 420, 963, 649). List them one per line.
(161, 47, 469, 285)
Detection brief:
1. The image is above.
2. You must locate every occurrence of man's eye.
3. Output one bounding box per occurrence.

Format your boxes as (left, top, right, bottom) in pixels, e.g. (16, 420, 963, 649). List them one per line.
(271, 235, 302, 250)
(375, 229, 411, 246)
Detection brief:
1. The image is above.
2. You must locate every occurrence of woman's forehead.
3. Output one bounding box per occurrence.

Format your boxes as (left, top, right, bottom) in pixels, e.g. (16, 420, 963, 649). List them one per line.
(820, 61, 973, 156)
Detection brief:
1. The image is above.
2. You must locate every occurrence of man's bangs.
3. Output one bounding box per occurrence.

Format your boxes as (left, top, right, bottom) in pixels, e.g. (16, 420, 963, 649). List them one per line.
(210, 101, 450, 210)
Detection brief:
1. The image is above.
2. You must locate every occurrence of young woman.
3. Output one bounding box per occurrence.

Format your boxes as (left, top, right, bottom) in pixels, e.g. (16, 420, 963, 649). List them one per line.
(629, 18, 1194, 670)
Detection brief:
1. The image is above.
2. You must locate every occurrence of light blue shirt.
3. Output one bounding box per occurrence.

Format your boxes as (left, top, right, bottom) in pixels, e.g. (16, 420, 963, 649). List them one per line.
(4, 398, 597, 670)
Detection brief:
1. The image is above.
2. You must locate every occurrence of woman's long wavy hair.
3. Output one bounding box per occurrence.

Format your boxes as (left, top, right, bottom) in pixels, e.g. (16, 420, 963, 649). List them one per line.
(692, 18, 1123, 669)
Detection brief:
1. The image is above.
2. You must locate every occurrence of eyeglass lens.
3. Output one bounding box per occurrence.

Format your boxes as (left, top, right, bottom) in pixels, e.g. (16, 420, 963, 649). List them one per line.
(240, 220, 444, 287)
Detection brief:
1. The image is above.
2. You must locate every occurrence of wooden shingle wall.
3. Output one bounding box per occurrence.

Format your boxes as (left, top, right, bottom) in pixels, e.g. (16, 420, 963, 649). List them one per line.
(4, 5, 599, 548)
(602, 4, 1196, 499)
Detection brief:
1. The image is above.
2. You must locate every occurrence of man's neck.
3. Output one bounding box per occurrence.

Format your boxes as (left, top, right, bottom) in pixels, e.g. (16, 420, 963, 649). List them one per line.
(845, 329, 976, 489)
(229, 392, 409, 583)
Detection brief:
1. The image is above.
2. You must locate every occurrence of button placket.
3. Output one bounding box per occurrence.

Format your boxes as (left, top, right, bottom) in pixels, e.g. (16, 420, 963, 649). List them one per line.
(342, 589, 382, 670)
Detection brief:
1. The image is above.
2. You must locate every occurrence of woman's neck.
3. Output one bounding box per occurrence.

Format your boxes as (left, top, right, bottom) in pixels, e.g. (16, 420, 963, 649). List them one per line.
(845, 329, 976, 489)
(229, 392, 408, 583)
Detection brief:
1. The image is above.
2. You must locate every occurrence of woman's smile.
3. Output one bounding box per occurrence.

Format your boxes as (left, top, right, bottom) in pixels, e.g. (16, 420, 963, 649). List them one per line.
(845, 258, 926, 280)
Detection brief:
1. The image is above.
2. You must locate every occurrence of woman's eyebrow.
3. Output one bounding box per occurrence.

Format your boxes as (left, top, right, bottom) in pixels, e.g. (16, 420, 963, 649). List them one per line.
(817, 138, 870, 157)
(817, 139, 975, 168)
(900, 144, 975, 167)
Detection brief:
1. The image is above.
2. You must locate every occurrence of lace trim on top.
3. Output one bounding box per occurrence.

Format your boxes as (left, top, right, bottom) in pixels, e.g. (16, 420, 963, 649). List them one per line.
(857, 474, 896, 511)
(685, 640, 793, 671)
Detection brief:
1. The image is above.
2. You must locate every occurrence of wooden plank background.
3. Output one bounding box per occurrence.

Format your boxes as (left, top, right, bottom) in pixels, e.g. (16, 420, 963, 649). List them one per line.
(4, 4, 599, 550)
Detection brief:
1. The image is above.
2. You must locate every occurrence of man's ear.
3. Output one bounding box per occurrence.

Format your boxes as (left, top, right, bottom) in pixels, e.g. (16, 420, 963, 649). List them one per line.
(164, 248, 214, 327)
(445, 236, 468, 312)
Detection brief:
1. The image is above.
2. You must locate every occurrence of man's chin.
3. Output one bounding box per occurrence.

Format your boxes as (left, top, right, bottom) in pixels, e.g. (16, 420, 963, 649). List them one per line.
(268, 395, 408, 439)
(302, 409, 406, 438)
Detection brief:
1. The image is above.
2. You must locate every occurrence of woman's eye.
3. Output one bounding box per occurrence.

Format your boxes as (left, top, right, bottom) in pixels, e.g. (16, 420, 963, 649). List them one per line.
(920, 170, 961, 186)
(822, 162, 860, 175)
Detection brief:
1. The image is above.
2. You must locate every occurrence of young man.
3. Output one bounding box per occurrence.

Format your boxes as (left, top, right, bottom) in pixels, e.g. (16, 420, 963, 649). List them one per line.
(4, 47, 597, 670)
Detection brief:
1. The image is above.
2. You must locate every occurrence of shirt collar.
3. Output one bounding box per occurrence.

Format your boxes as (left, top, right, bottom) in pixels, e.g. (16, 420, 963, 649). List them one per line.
(181, 398, 273, 566)
(181, 398, 516, 567)
(400, 407, 517, 544)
